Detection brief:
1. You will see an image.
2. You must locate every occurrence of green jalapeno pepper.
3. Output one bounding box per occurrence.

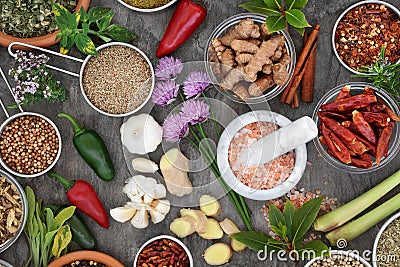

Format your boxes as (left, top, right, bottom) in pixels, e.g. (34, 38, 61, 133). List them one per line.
(58, 112, 115, 181)
(46, 205, 97, 250)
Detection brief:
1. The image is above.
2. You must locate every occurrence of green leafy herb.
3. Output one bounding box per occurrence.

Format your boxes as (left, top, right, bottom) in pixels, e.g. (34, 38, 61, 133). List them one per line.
(239, 0, 311, 35)
(24, 186, 75, 267)
(356, 46, 400, 101)
(231, 197, 329, 262)
(52, 4, 136, 55)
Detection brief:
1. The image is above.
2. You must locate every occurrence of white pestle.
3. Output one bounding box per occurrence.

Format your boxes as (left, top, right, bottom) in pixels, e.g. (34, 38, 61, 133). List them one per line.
(237, 116, 318, 166)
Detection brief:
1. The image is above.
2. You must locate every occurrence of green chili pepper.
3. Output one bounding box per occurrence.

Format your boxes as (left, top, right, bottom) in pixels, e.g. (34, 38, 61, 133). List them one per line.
(46, 205, 97, 250)
(58, 112, 115, 181)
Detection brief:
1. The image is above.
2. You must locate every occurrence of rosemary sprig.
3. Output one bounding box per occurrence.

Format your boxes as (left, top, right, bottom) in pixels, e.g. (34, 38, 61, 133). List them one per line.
(355, 47, 400, 100)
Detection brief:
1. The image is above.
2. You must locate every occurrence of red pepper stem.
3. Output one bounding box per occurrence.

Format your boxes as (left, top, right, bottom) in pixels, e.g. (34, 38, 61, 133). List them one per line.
(58, 112, 84, 134)
(48, 171, 74, 191)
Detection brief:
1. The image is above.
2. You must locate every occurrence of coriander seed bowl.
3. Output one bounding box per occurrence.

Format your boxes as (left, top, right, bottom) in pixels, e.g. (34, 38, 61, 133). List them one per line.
(0, 260, 13, 267)
(116, 0, 178, 12)
(0, 112, 62, 178)
(0, 169, 28, 253)
(304, 250, 372, 267)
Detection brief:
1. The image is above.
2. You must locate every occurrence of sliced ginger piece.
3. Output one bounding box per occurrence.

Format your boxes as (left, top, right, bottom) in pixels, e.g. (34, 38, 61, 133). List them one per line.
(200, 195, 221, 217)
(180, 209, 208, 234)
(203, 243, 232, 265)
(220, 218, 247, 252)
(231, 239, 247, 252)
(199, 218, 224, 240)
(170, 216, 196, 238)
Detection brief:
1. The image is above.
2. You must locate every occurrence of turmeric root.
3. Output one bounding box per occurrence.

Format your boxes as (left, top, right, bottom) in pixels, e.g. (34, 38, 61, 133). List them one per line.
(280, 53, 291, 67)
(203, 243, 232, 266)
(211, 38, 226, 56)
(232, 82, 250, 101)
(262, 64, 272, 75)
(235, 53, 253, 64)
(272, 46, 283, 61)
(248, 74, 275, 96)
(220, 66, 246, 90)
(272, 63, 290, 86)
(199, 218, 224, 239)
(219, 49, 236, 69)
(231, 40, 259, 53)
(244, 35, 284, 82)
(260, 23, 270, 39)
(170, 216, 197, 238)
(180, 209, 208, 234)
(219, 218, 247, 252)
(219, 18, 260, 46)
(200, 195, 221, 216)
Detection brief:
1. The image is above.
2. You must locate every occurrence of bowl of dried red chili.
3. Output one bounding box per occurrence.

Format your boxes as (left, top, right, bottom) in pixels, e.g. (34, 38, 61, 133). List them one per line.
(312, 82, 400, 174)
(332, 0, 400, 74)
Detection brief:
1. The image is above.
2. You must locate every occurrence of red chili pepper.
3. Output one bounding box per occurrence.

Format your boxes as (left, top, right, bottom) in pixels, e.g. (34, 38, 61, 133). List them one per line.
(354, 134, 377, 156)
(335, 85, 351, 101)
(362, 102, 386, 113)
(352, 110, 377, 144)
(48, 172, 109, 228)
(362, 112, 390, 127)
(341, 120, 358, 132)
(363, 87, 375, 96)
(320, 94, 376, 112)
(156, 0, 207, 57)
(376, 121, 394, 166)
(318, 111, 349, 121)
(321, 123, 351, 164)
(350, 157, 373, 169)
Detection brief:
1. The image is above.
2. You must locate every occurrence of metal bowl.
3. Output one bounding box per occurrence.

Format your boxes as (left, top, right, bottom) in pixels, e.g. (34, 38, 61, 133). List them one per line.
(217, 110, 307, 201)
(332, 0, 400, 75)
(312, 82, 400, 174)
(0, 112, 62, 178)
(205, 13, 296, 104)
(0, 169, 28, 253)
(79, 42, 155, 117)
(304, 250, 372, 267)
(116, 0, 178, 13)
(133, 235, 193, 267)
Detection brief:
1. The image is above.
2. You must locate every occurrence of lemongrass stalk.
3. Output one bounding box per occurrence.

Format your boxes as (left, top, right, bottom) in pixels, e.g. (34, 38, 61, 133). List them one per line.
(314, 170, 400, 232)
(326, 193, 400, 246)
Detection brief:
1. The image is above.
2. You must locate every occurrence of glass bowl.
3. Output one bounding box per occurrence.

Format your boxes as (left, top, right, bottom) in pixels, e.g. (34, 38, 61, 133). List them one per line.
(0, 169, 28, 253)
(304, 250, 372, 267)
(116, 0, 178, 12)
(204, 13, 296, 104)
(312, 82, 400, 174)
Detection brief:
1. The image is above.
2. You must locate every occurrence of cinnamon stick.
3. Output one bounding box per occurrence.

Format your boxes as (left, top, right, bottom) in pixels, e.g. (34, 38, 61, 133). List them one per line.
(291, 93, 299, 108)
(301, 33, 317, 102)
(280, 24, 320, 103)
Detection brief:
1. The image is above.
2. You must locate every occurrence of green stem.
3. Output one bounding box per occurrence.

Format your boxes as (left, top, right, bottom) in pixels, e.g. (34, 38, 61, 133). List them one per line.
(57, 112, 84, 134)
(202, 92, 221, 138)
(47, 171, 75, 191)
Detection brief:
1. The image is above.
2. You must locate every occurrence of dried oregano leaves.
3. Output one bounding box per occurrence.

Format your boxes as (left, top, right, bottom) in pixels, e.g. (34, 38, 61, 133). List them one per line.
(376, 218, 400, 267)
(123, 0, 172, 9)
(0, 0, 77, 38)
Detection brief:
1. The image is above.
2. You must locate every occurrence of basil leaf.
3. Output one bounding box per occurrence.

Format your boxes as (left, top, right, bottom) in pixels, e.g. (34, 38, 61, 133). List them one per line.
(230, 231, 270, 251)
(239, 0, 282, 17)
(97, 12, 113, 31)
(52, 225, 72, 258)
(82, 23, 90, 35)
(88, 7, 112, 23)
(95, 33, 113, 43)
(103, 25, 136, 42)
(286, 0, 308, 10)
(52, 3, 70, 24)
(79, 7, 89, 23)
(60, 34, 75, 55)
(265, 15, 286, 34)
(298, 240, 329, 259)
(285, 9, 311, 28)
(75, 33, 98, 55)
(292, 197, 324, 245)
(283, 200, 296, 242)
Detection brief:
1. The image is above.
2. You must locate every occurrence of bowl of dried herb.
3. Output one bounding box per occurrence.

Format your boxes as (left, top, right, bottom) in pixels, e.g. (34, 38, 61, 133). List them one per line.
(116, 0, 178, 12)
(0, 0, 90, 49)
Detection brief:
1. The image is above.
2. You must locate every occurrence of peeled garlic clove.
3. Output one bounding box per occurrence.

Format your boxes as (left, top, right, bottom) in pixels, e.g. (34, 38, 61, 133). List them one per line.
(132, 158, 159, 173)
(148, 208, 166, 224)
(143, 194, 154, 204)
(153, 184, 167, 199)
(151, 199, 171, 214)
(110, 206, 136, 223)
(131, 208, 149, 229)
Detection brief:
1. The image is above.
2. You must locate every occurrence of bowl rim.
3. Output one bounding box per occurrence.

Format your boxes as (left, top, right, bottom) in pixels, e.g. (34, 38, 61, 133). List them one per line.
(304, 250, 372, 267)
(217, 110, 307, 201)
(0, 112, 62, 178)
(0, 169, 28, 253)
(204, 13, 297, 104)
(116, 0, 178, 12)
(0, 0, 91, 49)
(372, 211, 400, 267)
(79, 42, 155, 117)
(47, 250, 124, 267)
(331, 0, 400, 75)
(0, 259, 13, 267)
(133, 235, 194, 267)
(312, 82, 400, 174)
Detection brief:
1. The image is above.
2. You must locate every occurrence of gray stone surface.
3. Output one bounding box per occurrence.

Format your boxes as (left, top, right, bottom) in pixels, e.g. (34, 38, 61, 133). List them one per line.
(1, 0, 399, 266)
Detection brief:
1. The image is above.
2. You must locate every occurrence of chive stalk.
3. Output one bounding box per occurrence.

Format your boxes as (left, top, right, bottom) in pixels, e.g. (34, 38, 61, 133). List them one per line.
(325, 193, 400, 245)
(314, 170, 400, 232)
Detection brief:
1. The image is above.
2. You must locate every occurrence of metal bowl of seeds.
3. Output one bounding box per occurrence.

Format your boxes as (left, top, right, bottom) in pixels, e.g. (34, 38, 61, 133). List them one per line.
(0, 260, 13, 267)
(116, 0, 178, 13)
(332, 0, 400, 74)
(0, 112, 62, 178)
(80, 42, 155, 117)
(0, 169, 27, 253)
(304, 250, 372, 267)
(372, 212, 400, 267)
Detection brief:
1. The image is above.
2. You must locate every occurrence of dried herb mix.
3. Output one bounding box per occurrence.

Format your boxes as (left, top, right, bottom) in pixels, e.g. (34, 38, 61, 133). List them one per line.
(123, 0, 172, 9)
(0, 0, 77, 38)
(376, 218, 400, 267)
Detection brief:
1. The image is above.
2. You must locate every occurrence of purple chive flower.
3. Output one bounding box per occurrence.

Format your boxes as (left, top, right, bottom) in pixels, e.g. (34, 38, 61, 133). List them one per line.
(151, 80, 180, 106)
(155, 56, 183, 80)
(181, 99, 210, 125)
(163, 113, 189, 142)
(183, 71, 211, 99)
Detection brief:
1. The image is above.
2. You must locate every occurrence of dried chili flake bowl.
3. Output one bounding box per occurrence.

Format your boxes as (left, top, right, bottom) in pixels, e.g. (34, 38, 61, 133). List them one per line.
(312, 82, 400, 174)
(332, 0, 400, 74)
(133, 235, 193, 267)
(0, 170, 27, 253)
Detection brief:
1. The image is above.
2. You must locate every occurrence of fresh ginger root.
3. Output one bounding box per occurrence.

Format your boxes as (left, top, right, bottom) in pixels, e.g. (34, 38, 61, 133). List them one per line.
(220, 66, 246, 90)
(231, 40, 259, 53)
(248, 74, 276, 96)
(180, 209, 208, 234)
(235, 52, 253, 64)
(219, 218, 247, 252)
(203, 243, 232, 266)
(272, 63, 290, 86)
(219, 18, 260, 46)
(200, 195, 221, 216)
(170, 216, 197, 238)
(199, 219, 224, 240)
(262, 63, 273, 75)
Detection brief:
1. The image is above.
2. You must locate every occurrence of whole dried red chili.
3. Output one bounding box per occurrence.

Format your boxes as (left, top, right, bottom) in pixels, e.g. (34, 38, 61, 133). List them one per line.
(354, 134, 377, 156)
(376, 121, 394, 166)
(350, 157, 373, 169)
(156, 0, 207, 57)
(320, 94, 376, 112)
(321, 123, 351, 164)
(342, 120, 357, 132)
(352, 110, 377, 144)
(335, 85, 351, 100)
(318, 111, 349, 121)
(362, 112, 390, 127)
(48, 172, 109, 228)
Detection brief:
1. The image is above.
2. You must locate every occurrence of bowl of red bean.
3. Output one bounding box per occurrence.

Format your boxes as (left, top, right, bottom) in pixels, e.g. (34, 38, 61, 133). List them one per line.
(0, 112, 62, 178)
